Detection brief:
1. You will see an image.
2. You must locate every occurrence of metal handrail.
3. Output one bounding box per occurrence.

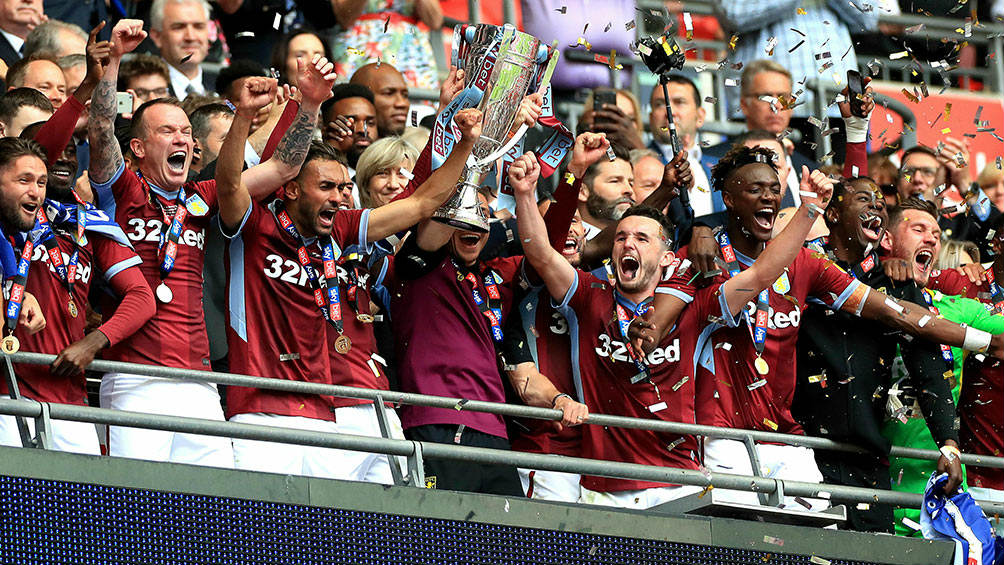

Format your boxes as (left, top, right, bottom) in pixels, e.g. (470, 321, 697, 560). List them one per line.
(7, 352, 1004, 470)
(2, 397, 1001, 516)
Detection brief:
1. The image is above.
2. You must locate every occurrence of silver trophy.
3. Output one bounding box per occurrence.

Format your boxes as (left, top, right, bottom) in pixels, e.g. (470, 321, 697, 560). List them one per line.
(431, 24, 552, 232)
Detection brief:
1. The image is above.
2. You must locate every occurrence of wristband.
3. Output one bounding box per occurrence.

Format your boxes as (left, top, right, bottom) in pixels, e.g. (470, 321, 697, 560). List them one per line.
(940, 445, 961, 462)
(844, 114, 870, 144)
(962, 327, 991, 352)
(551, 393, 572, 408)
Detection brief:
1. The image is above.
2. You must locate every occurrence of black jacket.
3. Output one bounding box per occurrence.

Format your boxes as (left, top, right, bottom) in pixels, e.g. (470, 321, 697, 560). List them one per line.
(793, 250, 959, 456)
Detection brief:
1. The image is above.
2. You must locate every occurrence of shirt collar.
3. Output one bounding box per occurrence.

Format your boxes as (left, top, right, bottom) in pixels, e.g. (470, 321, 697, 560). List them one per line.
(0, 29, 23, 53)
(167, 64, 204, 97)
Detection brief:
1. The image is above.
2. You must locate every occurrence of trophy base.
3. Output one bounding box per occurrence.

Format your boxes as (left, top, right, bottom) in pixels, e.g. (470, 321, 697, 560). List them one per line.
(431, 209, 490, 233)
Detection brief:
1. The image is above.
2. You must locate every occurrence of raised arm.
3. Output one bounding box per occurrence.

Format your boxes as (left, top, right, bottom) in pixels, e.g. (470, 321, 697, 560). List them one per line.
(88, 19, 147, 185)
(218, 78, 278, 231)
(838, 79, 874, 179)
(856, 289, 1004, 359)
(367, 109, 482, 242)
(513, 153, 577, 302)
(241, 55, 337, 198)
(721, 168, 833, 315)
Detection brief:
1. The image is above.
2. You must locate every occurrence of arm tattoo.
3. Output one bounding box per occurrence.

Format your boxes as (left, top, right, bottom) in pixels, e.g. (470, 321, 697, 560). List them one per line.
(273, 106, 317, 169)
(87, 74, 124, 184)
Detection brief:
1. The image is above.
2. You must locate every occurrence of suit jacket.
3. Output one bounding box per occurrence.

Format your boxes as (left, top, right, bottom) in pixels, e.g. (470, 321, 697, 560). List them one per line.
(0, 33, 20, 68)
(166, 66, 220, 100)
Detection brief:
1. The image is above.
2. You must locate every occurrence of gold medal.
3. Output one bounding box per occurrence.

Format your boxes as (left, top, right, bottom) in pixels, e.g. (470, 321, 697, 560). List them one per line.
(1, 335, 20, 354)
(68, 298, 78, 318)
(754, 356, 769, 375)
(356, 313, 374, 323)
(334, 334, 352, 354)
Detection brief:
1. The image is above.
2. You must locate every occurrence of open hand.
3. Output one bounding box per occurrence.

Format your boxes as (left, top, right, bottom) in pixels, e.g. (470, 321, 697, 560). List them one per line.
(937, 137, 972, 190)
(110, 19, 147, 58)
(437, 65, 465, 111)
(297, 54, 337, 105)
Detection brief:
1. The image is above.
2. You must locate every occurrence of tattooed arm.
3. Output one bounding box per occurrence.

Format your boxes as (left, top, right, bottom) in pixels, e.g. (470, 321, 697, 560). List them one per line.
(88, 19, 147, 186)
(242, 55, 337, 199)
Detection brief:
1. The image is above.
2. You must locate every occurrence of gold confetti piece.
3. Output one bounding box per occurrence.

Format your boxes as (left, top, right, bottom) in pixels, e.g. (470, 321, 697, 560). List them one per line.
(763, 418, 778, 430)
(941, 127, 952, 134)
(672, 376, 690, 391)
(728, 34, 739, 50)
(698, 485, 714, 498)
(765, 36, 777, 56)
(683, 12, 694, 41)
(797, 7, 807, 14)
(890, 51, 909, 60)
(901, 88, 920, 103)
(945, 102, 952, 119)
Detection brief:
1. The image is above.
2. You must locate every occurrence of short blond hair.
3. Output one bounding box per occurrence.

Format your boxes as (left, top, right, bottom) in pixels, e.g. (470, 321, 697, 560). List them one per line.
(977, 162, 1003, 189)
(355, 136, 419, 208)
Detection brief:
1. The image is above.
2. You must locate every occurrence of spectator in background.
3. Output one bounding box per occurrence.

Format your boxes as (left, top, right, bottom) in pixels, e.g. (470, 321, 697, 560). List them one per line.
(269, 28, 332, 89)
(149, 0, 214, 99)
(329, 0, 442, 91)
(629, 149, 662, 203)
(355, 136, 418, 209)
(0, 86, 51, 136)
(0, 0, 44, 66)
(649, 75, 718, 217)
(936, 239, 980, 270)
(189, 102, 233, 175)
(715, 0, 877, 119)
(977, 162, 1004, 212)
(350, 62, 410, 137)
(704, 61, 818, 208)
(40, 0, 110, 42)
(23, 19, 86, 58)
(869, 153, 900, 207)
(578, 88, 645, 153)
(521, 0, 634, 95)
(119, 54, 171, 112)
(321, 83, 377, 173)
(6, 56, 66, 108)
(57, 54, 85, 94)
(214, 0, 289, 63)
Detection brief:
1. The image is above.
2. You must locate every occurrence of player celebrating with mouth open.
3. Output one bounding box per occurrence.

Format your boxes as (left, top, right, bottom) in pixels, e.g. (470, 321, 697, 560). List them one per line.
(793, 179, 963, 532)
(86, 19, 337, 467)
(633, 146, 1003, 511)
(512, 146, 835, 509)
(216, 74, 484, 480)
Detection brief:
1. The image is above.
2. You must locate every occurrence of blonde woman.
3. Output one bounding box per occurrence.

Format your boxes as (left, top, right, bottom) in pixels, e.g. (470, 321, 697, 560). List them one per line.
(355, 136, 420, 209)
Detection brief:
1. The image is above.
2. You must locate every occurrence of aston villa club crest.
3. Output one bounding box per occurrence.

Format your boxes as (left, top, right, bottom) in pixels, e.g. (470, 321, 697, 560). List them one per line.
(772, 273, 790, 295)
(185, 193, 209, 216)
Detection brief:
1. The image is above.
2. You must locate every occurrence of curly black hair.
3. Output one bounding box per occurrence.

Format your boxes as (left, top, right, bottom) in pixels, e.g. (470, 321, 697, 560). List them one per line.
(710, 145, 779, 193)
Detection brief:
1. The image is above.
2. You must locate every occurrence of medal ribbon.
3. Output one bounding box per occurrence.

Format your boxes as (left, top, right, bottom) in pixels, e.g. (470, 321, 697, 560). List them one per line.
(715, 229, 769, 357)
(922, 290, 955, 366)
(342, 252, 370, 319)
(3, 216, 44, 335)
(34, 208, 81, 300)
(613, 292, 652, 381)
(136, 172, 188, 282)
(982, 267, 1004, 315)
(273, 203, 344, 332)
(454, 259, 504, 343)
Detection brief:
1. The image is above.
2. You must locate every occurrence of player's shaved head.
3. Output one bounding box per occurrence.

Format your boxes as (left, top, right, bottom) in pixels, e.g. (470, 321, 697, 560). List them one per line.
(350, 63, 409, 136)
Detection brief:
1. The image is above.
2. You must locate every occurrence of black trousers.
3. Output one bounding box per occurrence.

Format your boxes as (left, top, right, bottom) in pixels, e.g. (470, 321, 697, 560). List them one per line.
(815, 451, 894, 533)
(406, 424, 523, 497)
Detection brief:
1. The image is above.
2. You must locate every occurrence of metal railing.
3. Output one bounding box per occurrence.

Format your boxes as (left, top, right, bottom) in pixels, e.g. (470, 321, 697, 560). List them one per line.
(2, 351, 1002, 517)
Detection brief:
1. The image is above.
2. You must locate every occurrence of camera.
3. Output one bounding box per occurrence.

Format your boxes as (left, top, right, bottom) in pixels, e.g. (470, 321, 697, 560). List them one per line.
(637, 34, 686, 77)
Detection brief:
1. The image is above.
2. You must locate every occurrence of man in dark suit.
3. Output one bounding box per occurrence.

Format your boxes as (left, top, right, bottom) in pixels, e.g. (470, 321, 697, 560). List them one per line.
(148, 0, 216, 100)
(702, 59, 819, 210)
(0, 0, 45, 67)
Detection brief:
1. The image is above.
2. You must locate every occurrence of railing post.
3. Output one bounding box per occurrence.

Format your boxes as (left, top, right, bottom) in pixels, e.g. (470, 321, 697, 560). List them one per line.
(2, 356, 34, 448)
(408, 441, 426, 488)
(992, 35, 1004, 94)
(742, 435, 771, 506)
(33, 402, 52, 450)
(373, 394, 406, 487)
(468, 0, 480, 24)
